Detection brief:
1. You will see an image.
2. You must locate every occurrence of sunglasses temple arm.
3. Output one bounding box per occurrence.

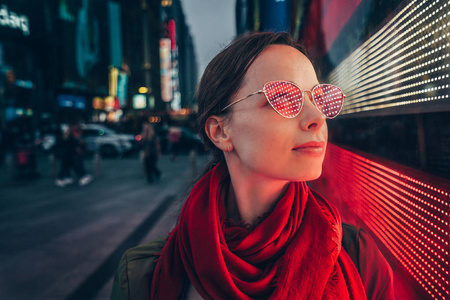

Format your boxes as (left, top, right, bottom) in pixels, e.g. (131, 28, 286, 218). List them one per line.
(221, 90, 263, 111)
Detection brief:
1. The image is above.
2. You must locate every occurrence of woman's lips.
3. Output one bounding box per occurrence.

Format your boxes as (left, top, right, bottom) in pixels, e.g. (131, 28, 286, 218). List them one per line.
(293, 141, 325, 155)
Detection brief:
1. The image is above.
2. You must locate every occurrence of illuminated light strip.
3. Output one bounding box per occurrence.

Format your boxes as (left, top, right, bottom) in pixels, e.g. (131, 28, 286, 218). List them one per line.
(344, 11, 449, 88)
(367, 221, 431, 296)
(347, 69, 450, 104)
(350, 13, 450, 81)
(350, 149, 448, 292)
(330, 147, 449, 229)
(355, 166, 450, 244)
(348, 0, 438, 72)
(365, 193, 447, 296)
(333, 0, 446, 82)
(345, 85, 449, 110)
(343, 42, 450, 106)
(334, 155, 449, 298)
(345, 40, 450, 103)
(352, 161, 449, 252)
(346, 61, 450, 104)
(375, 227, 450, 300)
(345, 87, 450, 111)
(341, 59, 450, 111)
(334, 0, 424, 79)
(342, 68, 450, 112)
(343, 94, 450, 114)
(344, 59, 450, 103)
(347, 74, 449, 107)
(330, 0, 435, 82)
(337, 158, 446, 248)
(352, 165, 449, 266)
(364, 188, 449, 296)
(366, 218, 432, 297)
(366, 207, 447, 298)
(329, 145, 449, 208)
(349, 147, 450, 205)
(355, 160, 449, 228)
(326, 0, 450, 114)
(347, 31, 450, 93)
(348, 0, 419, 60)
(349, 164, 449, 230)
(345, 81, 449, 109)
(364, 198, 443, 297)
(312, 144, 450, 298)
(347, 7, 449, 84)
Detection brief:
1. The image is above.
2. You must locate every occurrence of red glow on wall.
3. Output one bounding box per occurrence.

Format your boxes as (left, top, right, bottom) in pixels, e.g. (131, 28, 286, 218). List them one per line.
(303, 0, 361, 58)
(310, 144, 450, 299)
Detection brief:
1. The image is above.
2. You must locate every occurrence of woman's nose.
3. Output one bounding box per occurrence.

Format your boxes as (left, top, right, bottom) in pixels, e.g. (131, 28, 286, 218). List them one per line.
(299, 91, 326, 130)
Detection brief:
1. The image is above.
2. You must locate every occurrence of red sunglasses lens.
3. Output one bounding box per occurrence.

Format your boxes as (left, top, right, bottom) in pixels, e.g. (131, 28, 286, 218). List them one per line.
(264, 81, 302, 118)
(312, 84, 344, 118)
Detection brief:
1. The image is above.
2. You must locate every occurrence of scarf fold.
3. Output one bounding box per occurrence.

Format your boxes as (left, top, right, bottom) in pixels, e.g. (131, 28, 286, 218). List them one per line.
(151, 162, 366, 299)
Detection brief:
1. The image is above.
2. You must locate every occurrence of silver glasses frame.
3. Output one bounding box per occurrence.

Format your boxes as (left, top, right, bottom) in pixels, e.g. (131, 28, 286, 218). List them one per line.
(220, 80, 345, 119)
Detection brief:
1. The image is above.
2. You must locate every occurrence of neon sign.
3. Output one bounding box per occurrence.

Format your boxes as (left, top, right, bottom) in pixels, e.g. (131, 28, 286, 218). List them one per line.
(0, 5, 29, 36)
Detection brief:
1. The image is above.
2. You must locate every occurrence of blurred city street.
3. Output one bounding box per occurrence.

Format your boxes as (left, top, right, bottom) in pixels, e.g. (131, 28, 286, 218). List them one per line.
(0, 152, 209, 300)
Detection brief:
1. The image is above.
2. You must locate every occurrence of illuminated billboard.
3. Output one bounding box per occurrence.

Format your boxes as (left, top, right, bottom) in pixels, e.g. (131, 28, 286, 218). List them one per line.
(57, 94, 86, 109)
(160, 38, 172, 102)
(133, 94, 147, 109)
(58, 0, 110, 94)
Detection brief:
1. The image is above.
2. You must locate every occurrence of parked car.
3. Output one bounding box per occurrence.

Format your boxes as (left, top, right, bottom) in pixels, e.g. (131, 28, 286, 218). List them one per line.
(80, 124, 138, 157)
(177, 127, 207, 153)
(153, 126, 207, 154)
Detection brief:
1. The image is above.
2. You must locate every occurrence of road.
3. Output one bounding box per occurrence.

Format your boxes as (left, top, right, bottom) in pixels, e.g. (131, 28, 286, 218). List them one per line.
(0, 152, 209, 300)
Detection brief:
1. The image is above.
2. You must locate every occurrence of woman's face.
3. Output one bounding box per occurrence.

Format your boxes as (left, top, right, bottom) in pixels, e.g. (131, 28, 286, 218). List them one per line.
(225, 45, 328, 181)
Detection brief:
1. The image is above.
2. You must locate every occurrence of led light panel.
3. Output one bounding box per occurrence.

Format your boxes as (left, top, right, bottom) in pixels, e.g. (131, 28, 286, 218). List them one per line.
(329, 0, 450, 115)
(318, 144, 450, 299)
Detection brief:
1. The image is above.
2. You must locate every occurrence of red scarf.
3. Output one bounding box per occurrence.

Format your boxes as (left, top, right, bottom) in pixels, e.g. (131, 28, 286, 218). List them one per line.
(151, 162, 366, 299)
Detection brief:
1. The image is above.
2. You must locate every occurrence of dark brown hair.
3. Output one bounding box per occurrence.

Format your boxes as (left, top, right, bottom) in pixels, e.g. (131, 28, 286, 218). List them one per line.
(196, 32, 311, 171)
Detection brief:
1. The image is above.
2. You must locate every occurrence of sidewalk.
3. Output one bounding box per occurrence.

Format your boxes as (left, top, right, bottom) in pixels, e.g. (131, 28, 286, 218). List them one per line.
(93, 193, 185, 300)
(66, 153, 209, 300)
(0, 151, 210, 300)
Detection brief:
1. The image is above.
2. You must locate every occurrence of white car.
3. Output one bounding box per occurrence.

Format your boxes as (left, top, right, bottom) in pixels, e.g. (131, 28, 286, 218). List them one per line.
(80, 124, 137, 157)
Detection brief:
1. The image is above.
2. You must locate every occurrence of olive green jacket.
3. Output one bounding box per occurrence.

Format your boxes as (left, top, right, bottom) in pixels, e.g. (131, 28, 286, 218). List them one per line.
(110, 237, 167, 300)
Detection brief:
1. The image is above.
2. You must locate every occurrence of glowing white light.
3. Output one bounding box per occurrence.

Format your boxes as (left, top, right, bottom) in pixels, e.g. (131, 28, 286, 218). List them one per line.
(328, 0, 449, 115)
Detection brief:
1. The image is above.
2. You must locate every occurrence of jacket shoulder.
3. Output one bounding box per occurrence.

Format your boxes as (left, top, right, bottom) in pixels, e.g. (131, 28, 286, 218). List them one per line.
(123, 236, 167, 262)
(342, 223, 395, 300)
(341, 222, 360, 270)
(110, 236, 168, 300)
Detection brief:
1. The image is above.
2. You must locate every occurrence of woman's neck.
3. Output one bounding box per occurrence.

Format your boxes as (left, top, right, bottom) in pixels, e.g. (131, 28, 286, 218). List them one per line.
(226, 166, 290, 226)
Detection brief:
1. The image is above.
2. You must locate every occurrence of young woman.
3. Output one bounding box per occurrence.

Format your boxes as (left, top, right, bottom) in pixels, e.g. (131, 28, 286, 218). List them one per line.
(111, 32, 394, 300)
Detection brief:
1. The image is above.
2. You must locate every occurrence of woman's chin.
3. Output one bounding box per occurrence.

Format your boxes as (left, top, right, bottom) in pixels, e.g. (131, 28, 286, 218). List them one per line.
(291, 168, 323, 182)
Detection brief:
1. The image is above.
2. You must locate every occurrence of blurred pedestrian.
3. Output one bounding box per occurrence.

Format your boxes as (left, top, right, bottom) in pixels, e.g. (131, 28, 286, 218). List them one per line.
(112, 32, 393, 299)
(168, 126, 181, 161)
(140, 123, 161, 183)
(11, 118, 39, 180)
(55, 122, 92, 187)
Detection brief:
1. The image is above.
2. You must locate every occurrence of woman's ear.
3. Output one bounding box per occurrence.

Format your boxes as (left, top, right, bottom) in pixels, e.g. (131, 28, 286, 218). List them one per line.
(205, 115, 232, 152)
